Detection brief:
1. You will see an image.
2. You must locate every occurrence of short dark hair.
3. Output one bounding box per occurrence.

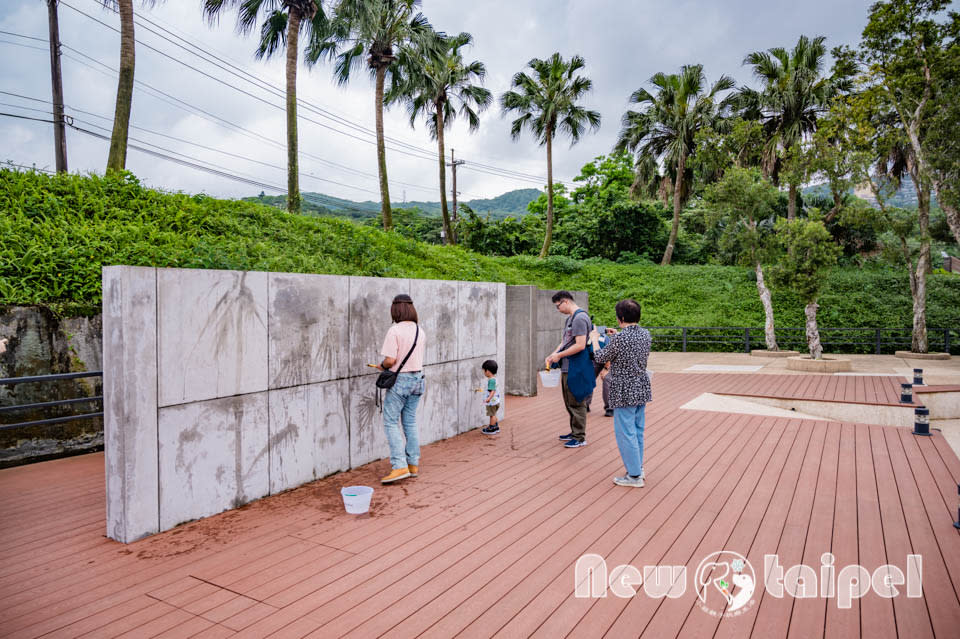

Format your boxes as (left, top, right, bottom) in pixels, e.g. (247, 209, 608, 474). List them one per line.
(551, 290, 574, 304)
(615, 299, 642, 323)
(482, 359, 498, 374)
(390, 294, 419, 323)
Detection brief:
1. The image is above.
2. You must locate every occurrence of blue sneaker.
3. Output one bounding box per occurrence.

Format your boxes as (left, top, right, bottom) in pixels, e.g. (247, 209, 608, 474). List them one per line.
(564, 439, 587, 448)
(558, 433, 575, 441)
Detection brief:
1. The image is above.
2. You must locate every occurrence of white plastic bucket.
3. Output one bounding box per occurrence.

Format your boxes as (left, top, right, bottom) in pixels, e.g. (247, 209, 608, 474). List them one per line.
(340, 486, 373, 514)
(539, 369, 561, 388)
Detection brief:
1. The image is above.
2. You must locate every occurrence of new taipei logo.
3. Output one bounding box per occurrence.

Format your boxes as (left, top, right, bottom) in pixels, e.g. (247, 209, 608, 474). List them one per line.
(695, 551, 757, 617)
(574, 550, 923, 616)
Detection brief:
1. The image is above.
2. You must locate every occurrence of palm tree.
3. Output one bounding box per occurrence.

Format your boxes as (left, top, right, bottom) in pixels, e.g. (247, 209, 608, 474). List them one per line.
(102, 0, 159, 172)
(307, 0, 431, 231)
(388, 31, 491, 244)
(738, 35, 841, 220)
(501, 53, 601, 258)
(203, 0, 328, 215)
(616, 65, 735, 265)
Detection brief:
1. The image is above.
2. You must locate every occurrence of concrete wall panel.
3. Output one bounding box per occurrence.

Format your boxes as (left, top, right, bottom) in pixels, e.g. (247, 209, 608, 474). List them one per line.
(103, 266, 159, 543)
(268, 273, 350, 388)
(347, 374, 390, 468)
(348, 276, 410, 377)
(457, 282, 498, 361)
(410, 279, 458, 365)
(158, 392, 270, 529)
(158, 269, 268, 407)
(268, 379, 350, 493)
(418, 362, 460, 444)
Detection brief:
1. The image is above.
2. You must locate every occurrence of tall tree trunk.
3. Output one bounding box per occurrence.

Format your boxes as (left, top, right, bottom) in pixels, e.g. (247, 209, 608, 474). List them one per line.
(824, 188, 842, 223)
(756, 262, 778, 351)
(436, 107, 453, 244)
(912, 184, 931, 353)
(106, 0, 135, 172)
(787, 182, 798, 220)
(538, 129, 554, 258)
(661, 148, 686, 266)
(284, 10, 301, 214)
(374, 65, 392, 230)
(804, 300, 822, 359)
(933, 179, 960, 246)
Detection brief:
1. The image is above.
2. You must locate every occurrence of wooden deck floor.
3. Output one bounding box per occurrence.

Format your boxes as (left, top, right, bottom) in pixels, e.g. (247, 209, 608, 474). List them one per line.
(2, 373, 959, 638)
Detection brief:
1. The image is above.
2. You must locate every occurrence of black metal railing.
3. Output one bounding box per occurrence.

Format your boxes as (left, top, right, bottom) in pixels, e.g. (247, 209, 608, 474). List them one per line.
(646, 326, 958, 355)
(0, 371, 103, 430)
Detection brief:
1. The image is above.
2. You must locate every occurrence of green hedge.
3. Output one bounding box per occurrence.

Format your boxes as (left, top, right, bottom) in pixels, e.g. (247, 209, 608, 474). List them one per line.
(3, 170, 959, 346)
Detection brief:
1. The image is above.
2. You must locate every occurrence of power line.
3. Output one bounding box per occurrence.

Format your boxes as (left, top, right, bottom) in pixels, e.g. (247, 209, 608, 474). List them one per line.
(50, 44, 440, 195)
(66, 0, 551, 186)
(0, 112, 56, 124)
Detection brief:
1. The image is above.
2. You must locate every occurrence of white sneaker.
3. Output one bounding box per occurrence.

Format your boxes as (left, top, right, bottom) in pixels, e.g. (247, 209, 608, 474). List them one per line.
(613, 475, 644, 488)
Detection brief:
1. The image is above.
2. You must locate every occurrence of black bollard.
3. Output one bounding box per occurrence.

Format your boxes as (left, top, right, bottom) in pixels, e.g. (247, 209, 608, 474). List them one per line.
(912, 406, 931, 436)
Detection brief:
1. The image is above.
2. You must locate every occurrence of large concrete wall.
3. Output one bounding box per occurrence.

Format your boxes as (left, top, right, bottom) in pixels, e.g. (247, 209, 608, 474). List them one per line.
(103, 266, 505, 542)
(504, 287, 589, 397)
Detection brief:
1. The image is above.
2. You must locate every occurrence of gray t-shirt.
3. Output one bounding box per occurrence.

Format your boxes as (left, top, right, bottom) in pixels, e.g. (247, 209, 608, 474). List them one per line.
(560, 310, 592, 372)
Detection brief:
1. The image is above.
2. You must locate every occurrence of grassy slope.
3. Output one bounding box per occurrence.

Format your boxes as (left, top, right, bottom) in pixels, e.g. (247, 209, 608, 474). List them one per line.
(2, 170, 959, 333)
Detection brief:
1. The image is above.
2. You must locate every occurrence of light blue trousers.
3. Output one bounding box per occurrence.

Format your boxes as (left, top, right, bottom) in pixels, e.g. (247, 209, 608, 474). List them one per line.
(382, 372, 424, 469)
(613, 404, 646, 477)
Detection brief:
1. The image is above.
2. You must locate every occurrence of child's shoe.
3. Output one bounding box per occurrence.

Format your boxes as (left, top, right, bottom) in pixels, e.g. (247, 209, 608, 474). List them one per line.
(482, 425, 500, 435)
(408, 465, 419, 477)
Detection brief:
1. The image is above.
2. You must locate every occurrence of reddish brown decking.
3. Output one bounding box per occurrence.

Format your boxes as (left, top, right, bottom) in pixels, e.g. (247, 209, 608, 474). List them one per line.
(2, 373, 959, 638)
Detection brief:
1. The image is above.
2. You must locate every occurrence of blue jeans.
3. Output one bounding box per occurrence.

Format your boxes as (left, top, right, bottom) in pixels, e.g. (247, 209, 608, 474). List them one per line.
(613, 404, 645, 477)
(382, 372, 424, 470)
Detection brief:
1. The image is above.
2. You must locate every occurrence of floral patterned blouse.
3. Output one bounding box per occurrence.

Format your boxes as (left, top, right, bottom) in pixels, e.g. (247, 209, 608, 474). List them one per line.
(593, 325, 653, 408)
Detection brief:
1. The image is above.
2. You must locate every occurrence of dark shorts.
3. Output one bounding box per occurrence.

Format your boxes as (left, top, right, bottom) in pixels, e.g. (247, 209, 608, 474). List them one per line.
(486, 404, 500, 417)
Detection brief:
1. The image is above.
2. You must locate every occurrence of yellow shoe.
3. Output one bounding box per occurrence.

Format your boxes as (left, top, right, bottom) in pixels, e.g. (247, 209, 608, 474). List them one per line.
(408, 465, 419, 477)
(381, 467, 411, 484)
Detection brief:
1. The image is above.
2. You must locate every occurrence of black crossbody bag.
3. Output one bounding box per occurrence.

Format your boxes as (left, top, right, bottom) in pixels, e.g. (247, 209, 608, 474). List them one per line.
(375, 324, 419, 408)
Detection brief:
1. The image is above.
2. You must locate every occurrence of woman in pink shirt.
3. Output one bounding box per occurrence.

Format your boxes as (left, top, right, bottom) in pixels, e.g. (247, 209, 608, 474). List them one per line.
(377, 294, 427, 484)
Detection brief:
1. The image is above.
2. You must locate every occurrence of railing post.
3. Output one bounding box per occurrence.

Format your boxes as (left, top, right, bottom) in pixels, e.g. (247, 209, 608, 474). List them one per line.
(744, 328, 750, 353)
(946, 328, 951, 354)
(875, 328, 882, 355)
(682, 327, 687, 353)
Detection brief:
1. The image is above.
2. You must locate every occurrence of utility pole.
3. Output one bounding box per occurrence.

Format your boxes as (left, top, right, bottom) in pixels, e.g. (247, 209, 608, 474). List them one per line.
(47, 0, 67, 173)
(449, 148, 465, 233)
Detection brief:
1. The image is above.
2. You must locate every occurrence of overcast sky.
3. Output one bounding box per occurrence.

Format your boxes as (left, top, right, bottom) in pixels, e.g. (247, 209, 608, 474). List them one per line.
(0, 0, 877, 203)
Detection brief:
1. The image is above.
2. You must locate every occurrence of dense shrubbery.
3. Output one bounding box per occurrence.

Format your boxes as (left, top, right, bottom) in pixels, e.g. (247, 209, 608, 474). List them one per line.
(2, 169, 959, 335)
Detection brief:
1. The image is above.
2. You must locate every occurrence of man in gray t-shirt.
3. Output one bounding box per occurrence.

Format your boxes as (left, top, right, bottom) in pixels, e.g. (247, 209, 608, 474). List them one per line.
(544, 291, 591, 447)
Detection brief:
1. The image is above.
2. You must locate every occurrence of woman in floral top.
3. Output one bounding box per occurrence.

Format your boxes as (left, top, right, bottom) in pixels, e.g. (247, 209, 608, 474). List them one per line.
(590, 299, 652, 488)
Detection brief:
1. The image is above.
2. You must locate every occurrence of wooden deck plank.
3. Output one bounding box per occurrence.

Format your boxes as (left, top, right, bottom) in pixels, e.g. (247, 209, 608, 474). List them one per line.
(338, 407, 723, 639)
(853, 422, 898, 639)
(3, 372, 960, 639)
(823, 424, 861, 639)
(785, 421, 841, 639)
(870, 425, 935, 639)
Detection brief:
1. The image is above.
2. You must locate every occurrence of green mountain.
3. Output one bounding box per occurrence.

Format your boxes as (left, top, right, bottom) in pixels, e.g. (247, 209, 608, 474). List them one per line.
(803, 175, 939, 210)
(244, 188, 542, 220)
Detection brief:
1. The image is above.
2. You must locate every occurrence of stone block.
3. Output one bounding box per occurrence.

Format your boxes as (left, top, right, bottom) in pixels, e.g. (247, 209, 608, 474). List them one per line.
(157, 268, 268, 407)
(418, 362, 460, 444)
(103, 266, 159, 543)
(268, 379, 350, 494)
(457, 282, 498, 361)
(268, 273, 350, 389)
(348, 276, 410, 377)
(505, 286, 537, 396)
(496, 283, 506, 419)
(347, 374, 390, 467)
(409, 279, 458, 365)
(158, 392, 270, 530)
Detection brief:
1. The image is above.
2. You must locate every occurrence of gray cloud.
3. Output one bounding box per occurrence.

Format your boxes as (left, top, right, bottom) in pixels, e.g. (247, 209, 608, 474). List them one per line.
(1, 0, 874, 201)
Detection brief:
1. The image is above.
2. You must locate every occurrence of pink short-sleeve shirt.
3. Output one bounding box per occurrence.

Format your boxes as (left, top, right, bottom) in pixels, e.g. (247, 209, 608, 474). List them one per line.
(381, 321, 426, 372)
